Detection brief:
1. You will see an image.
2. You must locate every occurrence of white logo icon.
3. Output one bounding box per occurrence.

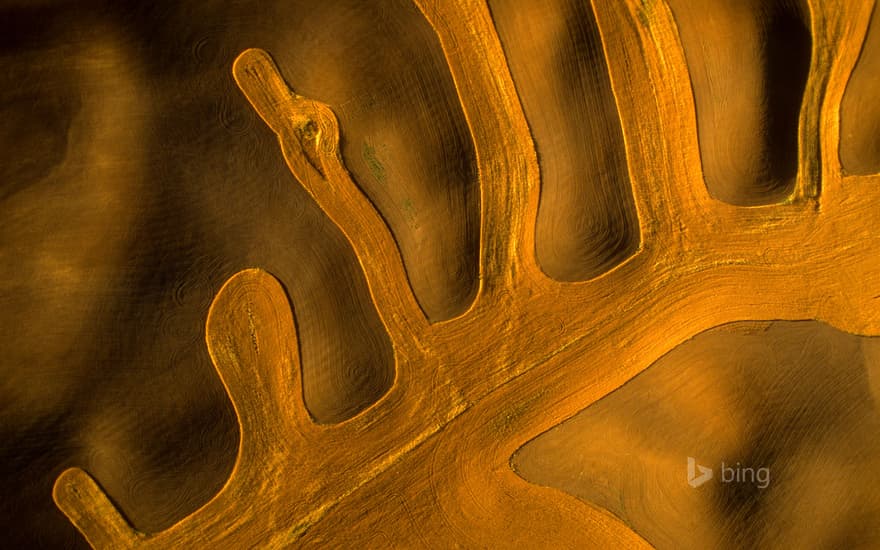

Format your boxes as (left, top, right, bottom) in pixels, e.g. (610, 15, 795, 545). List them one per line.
(687, 456, 713, 488)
